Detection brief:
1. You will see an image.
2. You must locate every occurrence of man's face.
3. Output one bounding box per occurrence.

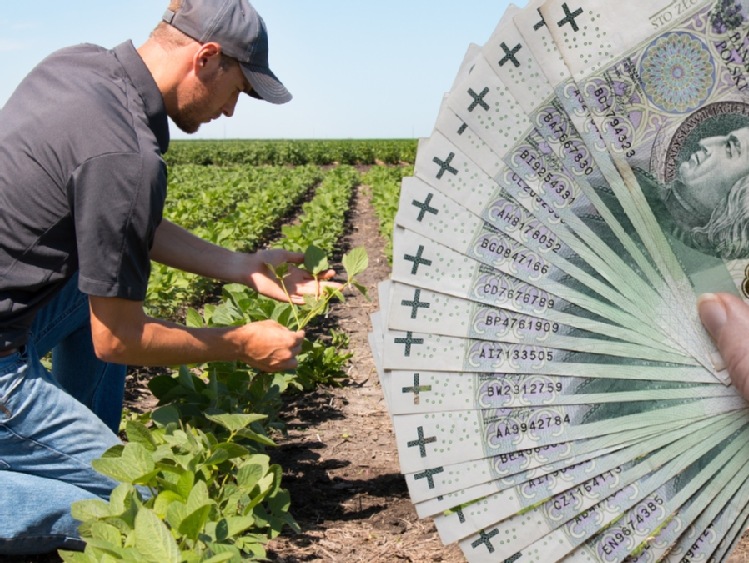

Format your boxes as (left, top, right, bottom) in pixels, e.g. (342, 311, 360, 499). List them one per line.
(678, 126, 749, 209)
(171, 56, 250, 134)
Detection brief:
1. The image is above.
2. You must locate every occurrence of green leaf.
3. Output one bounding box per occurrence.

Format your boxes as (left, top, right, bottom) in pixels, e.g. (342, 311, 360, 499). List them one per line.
(125, 421, 157, 452)
(92, 443, 156, 484)
(178, 480, 214, 540)
(352, 281, 369, 298)
(342, 247, 368, 278)
(90, 521, 123, 547)
(205, 413, 267, 432)
(71, 498, 113, 522)
(303, 244, 329, 275)
(151, 404, 181, 427)
(153, 490, 184, 520)
(185, 308, 204, 328)
(133, 509, 181, 563)
(58, 551, 97, 563)
(236, 462, 266, 490)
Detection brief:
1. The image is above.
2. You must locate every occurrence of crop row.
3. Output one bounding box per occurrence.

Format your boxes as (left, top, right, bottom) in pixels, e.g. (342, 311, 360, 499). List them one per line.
(361, 165, 411, 263)
(146, 165, 323, 317)
(165, 139, 417, 167)
(277, 165, 360, 255)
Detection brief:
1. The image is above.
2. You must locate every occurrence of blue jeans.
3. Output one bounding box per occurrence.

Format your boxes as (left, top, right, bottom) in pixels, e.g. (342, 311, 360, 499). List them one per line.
(0, 275, 126, 555)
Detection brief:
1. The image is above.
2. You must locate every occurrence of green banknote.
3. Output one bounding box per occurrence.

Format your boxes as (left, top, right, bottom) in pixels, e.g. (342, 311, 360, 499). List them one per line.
(406, 419, 689, 507)
(542, 0, 749, 377)
(498, 421, 748, 562)
(391, 226, 696, 351)
(383, 280, 682, 360)
(448, 415, 742, 553)
(391, 395, 744, 473)
(406, 141, 688, 356)
(436, 43, 715, 372)
(625, 453, 749, 563)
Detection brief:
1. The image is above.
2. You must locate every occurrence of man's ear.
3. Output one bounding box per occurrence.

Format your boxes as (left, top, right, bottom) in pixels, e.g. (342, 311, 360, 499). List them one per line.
(193, 42, 222, 74)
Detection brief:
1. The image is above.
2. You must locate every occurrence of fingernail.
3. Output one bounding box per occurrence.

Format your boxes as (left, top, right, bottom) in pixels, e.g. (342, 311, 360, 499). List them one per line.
(697, 293, 727, 339)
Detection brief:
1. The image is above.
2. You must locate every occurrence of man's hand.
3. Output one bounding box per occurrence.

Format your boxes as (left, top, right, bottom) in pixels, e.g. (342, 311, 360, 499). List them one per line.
(247, 248, 343, 304)
(89, 296, 304, 372)
(698, 292, 749, 400)
(234, 319, 305, 372)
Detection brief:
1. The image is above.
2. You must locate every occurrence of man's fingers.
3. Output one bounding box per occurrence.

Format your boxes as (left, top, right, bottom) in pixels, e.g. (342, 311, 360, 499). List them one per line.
(698, 293, 749, 399)
(698, 293, 727, 341)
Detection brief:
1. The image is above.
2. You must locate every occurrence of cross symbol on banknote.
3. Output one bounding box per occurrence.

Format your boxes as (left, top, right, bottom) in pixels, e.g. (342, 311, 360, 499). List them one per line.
(403, 245, 433, 275)
(413, 466, 444, 489)
(468, 87, 490, 112)
(557, 3, 584, 32)
(471, 528, 500, 554)
(458, 122, 468, 135)
(433, 152, 458, 179)
(455, 507, 466, 524)
(407, 425, 437, 457)
(412, 193, 439, 221)
(533, 9, 546, 30)
(498, 42, 522, 68)
(402, 372, 432, 404)
(394, 332, 424, 357)
(402, 289, 431, 319)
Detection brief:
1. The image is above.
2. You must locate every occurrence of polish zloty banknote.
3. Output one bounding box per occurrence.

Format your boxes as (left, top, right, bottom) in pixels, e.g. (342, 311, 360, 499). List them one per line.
(391, 226, 696, 351)
(624, 453, 749, 563)
(563, 426, 748, 562)
(541, 0, 749, 375)
(383, 326, 713, 380)
(433, 44, 715, 371)
(485, 2, 716, 371)
(451, 415, 744, 558)
(383, 279, 693, 361)
(498, 421, 749, 563)
(383, 368, 733, 415)
(391, 394, 744, 473)
(405, 417, 693, 506)
(403, 149, 691, 356)
(507, 0, 723, 375)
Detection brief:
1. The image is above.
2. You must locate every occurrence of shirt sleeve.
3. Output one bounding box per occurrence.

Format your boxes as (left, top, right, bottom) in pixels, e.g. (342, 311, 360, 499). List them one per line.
(68, 151, 166, 300)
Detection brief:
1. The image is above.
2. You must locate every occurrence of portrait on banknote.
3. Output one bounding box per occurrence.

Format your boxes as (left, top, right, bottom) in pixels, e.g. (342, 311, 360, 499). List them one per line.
(644, 101, 749, 259)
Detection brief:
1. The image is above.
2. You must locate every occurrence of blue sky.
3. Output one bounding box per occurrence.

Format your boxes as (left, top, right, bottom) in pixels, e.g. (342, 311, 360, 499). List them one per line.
(0, 1, 522, 140)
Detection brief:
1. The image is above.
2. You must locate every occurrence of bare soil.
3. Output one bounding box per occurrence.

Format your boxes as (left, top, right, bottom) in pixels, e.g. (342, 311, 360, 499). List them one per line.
(3, 182, 749, 562)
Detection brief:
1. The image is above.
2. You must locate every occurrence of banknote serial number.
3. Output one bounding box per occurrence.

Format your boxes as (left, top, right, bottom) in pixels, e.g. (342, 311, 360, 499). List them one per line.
(484, 316, 561, 334)
(478, 347, 555, 362)
(478, 238, 550, 274)
(541, 113, 594, 176)
(482, 285, 556, 309)
(518, 150, 577, 204)
(493, 210, 563, 253)
(601, 495, 665, 556)
(495, 414, 571, 438)
(552, 468, 623, 510)
(486, 381, 563, 397)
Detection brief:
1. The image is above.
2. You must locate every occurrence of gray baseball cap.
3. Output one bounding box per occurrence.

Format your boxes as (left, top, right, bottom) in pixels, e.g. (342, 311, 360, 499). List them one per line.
(162, 0, 292, 104)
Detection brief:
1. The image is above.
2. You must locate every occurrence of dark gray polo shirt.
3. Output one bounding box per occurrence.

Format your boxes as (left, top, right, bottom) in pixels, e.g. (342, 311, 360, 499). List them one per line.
(0, 41, 170, 351)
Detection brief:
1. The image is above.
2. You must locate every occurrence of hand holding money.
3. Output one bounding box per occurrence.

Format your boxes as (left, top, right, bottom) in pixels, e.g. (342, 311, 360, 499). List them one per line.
(700, 292, 749, 399)
(370, 0, 749, 560)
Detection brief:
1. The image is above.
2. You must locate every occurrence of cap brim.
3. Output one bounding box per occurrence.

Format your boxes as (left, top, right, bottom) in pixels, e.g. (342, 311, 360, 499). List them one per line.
(241, 65, 292, 104)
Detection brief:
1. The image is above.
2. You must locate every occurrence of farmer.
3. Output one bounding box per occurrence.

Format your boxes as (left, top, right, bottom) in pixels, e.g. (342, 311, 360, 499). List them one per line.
(0, 0, 337, 554)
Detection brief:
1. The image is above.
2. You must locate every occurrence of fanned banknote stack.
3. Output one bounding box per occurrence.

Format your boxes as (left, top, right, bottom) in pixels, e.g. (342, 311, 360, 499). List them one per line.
(368, 0, 749, 560)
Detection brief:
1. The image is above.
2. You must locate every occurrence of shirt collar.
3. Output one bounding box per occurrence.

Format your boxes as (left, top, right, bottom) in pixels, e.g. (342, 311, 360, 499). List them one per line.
(112, 41, 170, 155)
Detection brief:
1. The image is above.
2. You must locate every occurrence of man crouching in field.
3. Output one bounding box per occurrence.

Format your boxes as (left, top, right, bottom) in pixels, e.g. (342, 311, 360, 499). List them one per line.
(0, 0, 337, 554)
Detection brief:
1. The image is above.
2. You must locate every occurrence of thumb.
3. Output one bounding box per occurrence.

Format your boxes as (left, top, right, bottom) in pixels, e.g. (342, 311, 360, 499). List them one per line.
(698, 292, 749, 399)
